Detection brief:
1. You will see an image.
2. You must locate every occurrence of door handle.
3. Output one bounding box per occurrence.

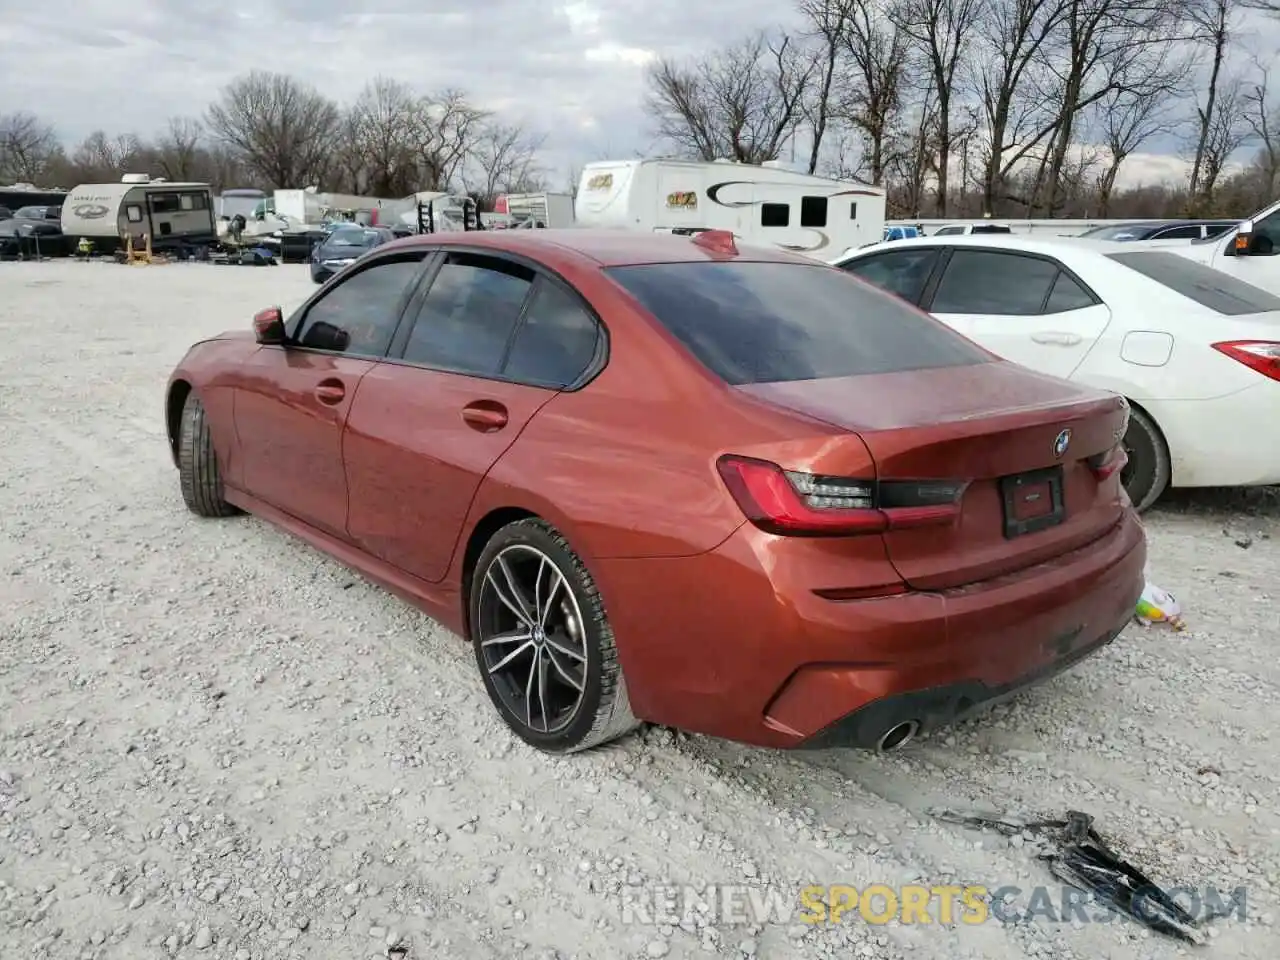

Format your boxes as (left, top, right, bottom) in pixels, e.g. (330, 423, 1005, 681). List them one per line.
(1031, 331, 1082, 346)
(461, 401, 509, 432)
(315, 379, 345, 405)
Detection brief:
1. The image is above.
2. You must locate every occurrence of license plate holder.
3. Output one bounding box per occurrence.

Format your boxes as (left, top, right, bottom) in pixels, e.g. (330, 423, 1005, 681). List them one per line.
(1000, 466, 1065, 539)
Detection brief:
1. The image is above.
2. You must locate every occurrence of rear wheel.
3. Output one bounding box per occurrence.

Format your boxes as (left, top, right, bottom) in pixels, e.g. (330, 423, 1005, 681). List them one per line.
(178, 393, 240, 518)
(1120, 405, 1170, 512)
(470, 518, 638, 754)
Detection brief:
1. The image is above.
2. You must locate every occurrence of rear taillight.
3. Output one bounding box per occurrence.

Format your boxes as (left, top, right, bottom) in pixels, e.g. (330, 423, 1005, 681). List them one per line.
(716, 455, 964, 537)
(1212, 340, 1280, 382)
(1087, 445, 1128, 480)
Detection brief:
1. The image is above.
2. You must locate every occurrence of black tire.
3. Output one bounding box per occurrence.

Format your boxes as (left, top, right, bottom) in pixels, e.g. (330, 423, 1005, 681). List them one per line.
(1120, 405, 1170, 512)
(178, 392, 240, 518)
(470, 518, 639, 754)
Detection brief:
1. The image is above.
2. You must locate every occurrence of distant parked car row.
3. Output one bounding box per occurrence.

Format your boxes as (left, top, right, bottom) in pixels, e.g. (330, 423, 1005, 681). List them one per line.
(1076, 220, 1239, 242)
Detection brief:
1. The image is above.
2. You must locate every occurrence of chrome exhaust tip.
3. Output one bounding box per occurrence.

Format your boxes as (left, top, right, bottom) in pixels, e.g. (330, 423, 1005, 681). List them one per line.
(876, 720, 920, 753)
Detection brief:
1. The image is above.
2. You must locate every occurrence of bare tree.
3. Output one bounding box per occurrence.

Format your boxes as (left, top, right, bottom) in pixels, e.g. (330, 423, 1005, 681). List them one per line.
(349, 78, 420, 196)
(972, 0, 1068, 213)
(410, 89, 489, 190)
(838, 1, 910, 183)
(894, 0, 983, 215)
(1243, 57, 1280, 197)
(0, 111, 59, 183)
(1185, 0, 1238, 211)
(1039, 0, 1182, 216)
(71, 130, 144, 180)
(1092, 52, 1188, 212)
(205, 71, 342, 188)
(464, 124, 547, 209)
(1197, 76, 1252, 205)
(153, 117, 203, 181)
(798, 0, 852, 174)
(643, 32, 815, 163)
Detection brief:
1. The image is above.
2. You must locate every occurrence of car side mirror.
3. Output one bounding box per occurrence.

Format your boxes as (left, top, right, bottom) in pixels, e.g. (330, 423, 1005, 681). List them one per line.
(1234, 220, 1256, 255)
(253, 307, 286, 345)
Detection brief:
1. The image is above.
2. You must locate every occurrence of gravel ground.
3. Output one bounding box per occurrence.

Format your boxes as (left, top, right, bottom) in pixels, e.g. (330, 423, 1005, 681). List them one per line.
(1, 259, 1277, 960)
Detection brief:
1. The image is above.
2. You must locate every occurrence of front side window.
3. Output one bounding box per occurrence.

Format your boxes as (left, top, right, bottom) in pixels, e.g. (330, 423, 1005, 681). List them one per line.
(841, 248, 939, 303)
(293, 254, 426, 355)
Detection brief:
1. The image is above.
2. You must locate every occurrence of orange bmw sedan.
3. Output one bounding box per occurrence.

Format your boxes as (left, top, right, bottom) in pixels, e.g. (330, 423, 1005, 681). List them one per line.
(165, 228, 1145, 754)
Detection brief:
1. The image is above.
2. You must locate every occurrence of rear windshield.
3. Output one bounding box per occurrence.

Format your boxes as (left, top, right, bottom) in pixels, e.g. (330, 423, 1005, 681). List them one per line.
(605, 261, 989, 385)
(1107, 251, 1280, 315)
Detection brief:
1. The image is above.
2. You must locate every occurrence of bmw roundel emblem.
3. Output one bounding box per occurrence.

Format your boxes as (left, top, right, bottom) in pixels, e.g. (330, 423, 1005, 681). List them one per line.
(1053, 428, 1072, 458)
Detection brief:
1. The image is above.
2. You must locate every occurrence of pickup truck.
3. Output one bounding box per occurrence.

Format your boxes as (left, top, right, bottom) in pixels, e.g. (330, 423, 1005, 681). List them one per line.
(1167, 200, 1280, 295)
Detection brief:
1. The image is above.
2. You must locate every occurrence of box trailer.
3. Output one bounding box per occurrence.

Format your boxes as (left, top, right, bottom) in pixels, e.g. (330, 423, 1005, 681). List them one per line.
(573, 158, 885, 258)
(61, 176, 216, 253)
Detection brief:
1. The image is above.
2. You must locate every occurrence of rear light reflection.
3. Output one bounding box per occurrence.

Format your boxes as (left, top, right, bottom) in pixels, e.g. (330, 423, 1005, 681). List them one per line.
(1087, 445, 1128, 480)
(716, 455, 965, 537)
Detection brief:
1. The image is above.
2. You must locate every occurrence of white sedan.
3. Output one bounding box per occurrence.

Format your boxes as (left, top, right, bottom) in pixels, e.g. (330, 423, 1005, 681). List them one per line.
(833, 234, 1280, 510)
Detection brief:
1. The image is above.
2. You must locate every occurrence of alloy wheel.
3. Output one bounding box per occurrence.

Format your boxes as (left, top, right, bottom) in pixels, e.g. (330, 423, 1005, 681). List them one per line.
(476, 545, 589, 734)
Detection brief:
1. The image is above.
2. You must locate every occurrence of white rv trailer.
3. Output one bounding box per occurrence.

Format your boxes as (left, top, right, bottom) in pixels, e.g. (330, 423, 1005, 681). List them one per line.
(61, 175, 216, 252)
(573, 158, 886, 258)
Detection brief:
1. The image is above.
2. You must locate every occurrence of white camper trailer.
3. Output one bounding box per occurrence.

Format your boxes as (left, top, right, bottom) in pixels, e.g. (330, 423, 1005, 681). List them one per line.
(573, 159, 885, 258)
(61, 175, 216, 252)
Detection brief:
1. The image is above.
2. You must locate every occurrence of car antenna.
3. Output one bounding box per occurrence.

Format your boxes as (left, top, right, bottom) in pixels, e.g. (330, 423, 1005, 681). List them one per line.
(692, 229, 738, 256)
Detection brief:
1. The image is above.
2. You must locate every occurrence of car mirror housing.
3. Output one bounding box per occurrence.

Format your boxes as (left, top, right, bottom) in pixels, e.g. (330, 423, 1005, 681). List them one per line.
(253, 307, 286, 345)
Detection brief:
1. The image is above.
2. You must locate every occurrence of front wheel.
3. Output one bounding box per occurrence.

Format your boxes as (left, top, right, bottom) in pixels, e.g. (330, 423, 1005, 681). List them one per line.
(177, 393, 240, 518)
(470, 519, 638, 754)
(1120, 406, 1170, 512)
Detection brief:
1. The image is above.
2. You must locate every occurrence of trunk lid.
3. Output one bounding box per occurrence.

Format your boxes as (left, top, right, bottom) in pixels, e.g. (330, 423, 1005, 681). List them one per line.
(737, 361, 1129, 590)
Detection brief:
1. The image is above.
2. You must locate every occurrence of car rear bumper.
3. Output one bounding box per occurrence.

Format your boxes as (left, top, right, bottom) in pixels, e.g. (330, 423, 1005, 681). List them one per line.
(594, 509, 1146, 749)
(1150, 381, 1280, 487)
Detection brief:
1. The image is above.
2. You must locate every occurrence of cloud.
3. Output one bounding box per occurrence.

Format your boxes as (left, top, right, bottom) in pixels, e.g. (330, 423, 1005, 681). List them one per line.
(4, 0, 1275, 191)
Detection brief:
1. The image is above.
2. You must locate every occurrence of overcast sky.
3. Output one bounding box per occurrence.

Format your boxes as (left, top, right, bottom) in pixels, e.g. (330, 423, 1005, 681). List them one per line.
(3, 0, 1274, 192)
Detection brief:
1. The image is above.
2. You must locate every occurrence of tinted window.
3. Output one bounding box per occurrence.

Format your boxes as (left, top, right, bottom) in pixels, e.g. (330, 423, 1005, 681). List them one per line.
(971, 224, 1012, 234)
(930, 250, 1058, 315)
(842, 248, 939, 303)
(761, 204, 789, 227)
(933, 226, 964, 236)
(800, 196, 828, 228)
(606, 261, 987, 385)
(1152, 225, 1203, 240)
(401, 253, 534, 375)
(295, 255, 425, 355)
(1044, 272, 1096, 313)
(1107, 251, 1280, 315)
(1205, 222, 1237, 237)
(503, 280, 601, 388)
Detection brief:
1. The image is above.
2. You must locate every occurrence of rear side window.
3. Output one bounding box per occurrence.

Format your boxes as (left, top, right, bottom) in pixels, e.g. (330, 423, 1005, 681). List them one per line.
(401, 253, 534, 375)
(929, 250, 1058, 315)
(1152, 225, 1203, 240)
(605, 261, 988, 385)
(1044, 272, 1096, 313)
(503, 280, 601, 388)
(1107, 251, 1280, 314)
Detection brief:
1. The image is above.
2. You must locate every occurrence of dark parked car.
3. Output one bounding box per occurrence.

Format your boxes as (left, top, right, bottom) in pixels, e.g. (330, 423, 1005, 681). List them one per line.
(0, 204, 68, 257)
(310, 225, 396, 283)
(1076, 220, 1238, 241)
(165, 228, 1145, 755)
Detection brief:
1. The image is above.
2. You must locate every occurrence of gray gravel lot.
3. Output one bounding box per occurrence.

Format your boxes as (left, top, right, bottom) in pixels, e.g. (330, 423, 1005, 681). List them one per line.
(1, 260, 1277, 960)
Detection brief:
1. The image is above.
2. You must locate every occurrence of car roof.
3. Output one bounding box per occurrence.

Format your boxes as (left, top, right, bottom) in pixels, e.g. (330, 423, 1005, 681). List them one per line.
(378, 228, 812, 267)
